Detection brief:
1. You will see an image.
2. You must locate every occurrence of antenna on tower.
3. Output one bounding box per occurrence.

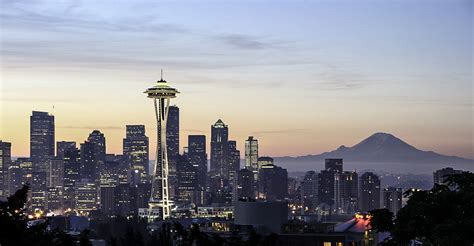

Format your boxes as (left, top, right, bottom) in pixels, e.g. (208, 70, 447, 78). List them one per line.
(161, 69, 163, 81)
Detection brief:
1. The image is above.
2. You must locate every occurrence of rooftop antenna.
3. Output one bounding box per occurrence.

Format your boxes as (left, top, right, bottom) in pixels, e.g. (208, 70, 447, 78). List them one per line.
(160, 69, 164, 81)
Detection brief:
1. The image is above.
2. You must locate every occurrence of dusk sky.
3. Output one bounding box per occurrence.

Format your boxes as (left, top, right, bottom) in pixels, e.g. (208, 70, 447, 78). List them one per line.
(1, 0, 472, 159)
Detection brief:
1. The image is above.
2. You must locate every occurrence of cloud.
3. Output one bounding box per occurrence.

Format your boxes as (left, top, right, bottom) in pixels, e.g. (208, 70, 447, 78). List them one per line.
(218, 34, 270, 50)
(309, 65, 371, 91)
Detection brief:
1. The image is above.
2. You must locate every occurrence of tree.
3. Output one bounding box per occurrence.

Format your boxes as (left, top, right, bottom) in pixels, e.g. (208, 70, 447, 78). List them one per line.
(79, 229, 93, 246)
(370, 172, 474, 246)
(0, 185, 76, 246)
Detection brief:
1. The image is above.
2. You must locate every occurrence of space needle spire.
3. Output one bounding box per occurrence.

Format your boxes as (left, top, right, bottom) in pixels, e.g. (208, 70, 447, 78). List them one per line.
(144, 72, 179, 221)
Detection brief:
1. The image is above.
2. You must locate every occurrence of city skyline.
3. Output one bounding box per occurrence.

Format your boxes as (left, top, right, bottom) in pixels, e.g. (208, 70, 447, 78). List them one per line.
(1, 0, 473, 160)
(0, 1, 472, 245)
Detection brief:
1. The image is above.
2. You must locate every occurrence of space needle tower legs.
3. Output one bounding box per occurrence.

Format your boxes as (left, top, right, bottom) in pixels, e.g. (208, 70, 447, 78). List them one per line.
(144, 73, 179, 221)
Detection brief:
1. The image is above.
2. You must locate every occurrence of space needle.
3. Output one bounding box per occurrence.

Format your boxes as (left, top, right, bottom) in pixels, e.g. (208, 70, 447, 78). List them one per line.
(144, 71, 179, 221)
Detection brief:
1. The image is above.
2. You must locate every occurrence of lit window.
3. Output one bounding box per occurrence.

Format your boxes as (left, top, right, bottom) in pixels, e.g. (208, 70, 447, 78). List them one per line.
(323, 242, 331, 246)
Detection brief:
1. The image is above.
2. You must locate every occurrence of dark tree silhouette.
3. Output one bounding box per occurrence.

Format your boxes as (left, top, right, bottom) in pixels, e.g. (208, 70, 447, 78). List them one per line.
(370, 172, 474, 246)
(79, 229, 93, 246)
(0, 185, 76, 246)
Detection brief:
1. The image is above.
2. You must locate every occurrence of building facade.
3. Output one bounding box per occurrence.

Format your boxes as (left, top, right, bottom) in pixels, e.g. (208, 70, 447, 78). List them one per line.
(210, 119, 229, 177)
(258, 164, 288, 201)
(245, 136, 258, 178)
(30, 111, 55, 208)
(0, 141, 12, 199)
(383, 187, 403, 214)
(359, 172, 381, 211)
(433, 167, 462, 186)
(187, 135, 207, 193)
(123, 125, 149, 184)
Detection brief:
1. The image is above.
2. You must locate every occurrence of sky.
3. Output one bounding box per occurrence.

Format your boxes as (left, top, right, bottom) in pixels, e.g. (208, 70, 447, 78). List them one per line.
(0, 0, 473, 160)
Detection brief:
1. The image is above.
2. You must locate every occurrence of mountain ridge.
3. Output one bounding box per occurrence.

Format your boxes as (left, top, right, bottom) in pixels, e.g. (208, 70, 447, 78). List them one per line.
(274, 132, 473, 164)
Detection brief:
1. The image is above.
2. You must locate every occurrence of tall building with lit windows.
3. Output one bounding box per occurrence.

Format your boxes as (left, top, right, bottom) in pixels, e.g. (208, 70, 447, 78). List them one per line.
(245, 136, 258, 178)
(30, 111, 55, 174)
(302, 170, 318, 211)
(9, 158, 32, 197)
(359, 172, 381, 211)
(75, 179, 98, 214)
(30, 111, 54, 208)
(88, 130, 106, 162)
(123, 125, 149, 184)
(31, 171, 47, 211)
(340, 171, 358, 213)
(187, 135, 207, 192)
(80, 141, 98, 183)
(210, 119, 229, 177)
(56, 141, 76, 159)
(383, 187, 403, 214)
(235, 168, 254, 201)
(0, 141, 12, 199)
(227, 140, 240, 178)
(63, 146, 80, 209)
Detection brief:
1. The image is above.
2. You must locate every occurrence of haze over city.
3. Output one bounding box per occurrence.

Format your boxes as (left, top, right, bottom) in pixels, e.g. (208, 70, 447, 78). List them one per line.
(1, 0, 472, 160)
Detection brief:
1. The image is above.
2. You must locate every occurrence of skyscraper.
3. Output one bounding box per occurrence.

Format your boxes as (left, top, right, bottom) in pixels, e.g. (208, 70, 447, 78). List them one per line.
(49, 157, 64, 187)
(63, 147, 80, 209)
(75, 179, 98, 214)
(46, 186, 63, 211)
(166, 106, 180, 167)
(340, 171, 359, 214)
(8, 161, 23, 197)
(80, 141, 98, 182)
(325, 159, 343, 173)
(143, 75, 179, 220)
(433, 167, 462, 186)
(167, 106, 179, 201)
(79, 141, 99, 212)
(235, 168, 255, 201)
(383, 187, 403, 214)
(30, 111, 55, 173)
(359, 172, 381, 211)
(47, 156, 65, 211)
(87, 130, 106, 164)
(10, 158, 32, 196)
(302, 170, 318, 211)
(100, 156, 121, 215)
(56, 141, 76, 159)
(0, 141, 12, 199)
(318, 158, 345, 210)
(123, 125, 149, 184)
(318, 170, 336, 206)
(30, 111, 54, 207)
(176, 154, 198, 204)
(245, 136, 258, 178)
(210, 119, 229, 177)
(258, 164, 288, 201)
(226, 140, 240, 178)
(31, 172, 47, 211)
(257, 157, 273, 170)
(187, 135, 207, 191)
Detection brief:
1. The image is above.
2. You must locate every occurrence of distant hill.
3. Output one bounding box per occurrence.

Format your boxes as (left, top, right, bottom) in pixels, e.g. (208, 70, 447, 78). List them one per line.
(274, 132, 474, 173)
